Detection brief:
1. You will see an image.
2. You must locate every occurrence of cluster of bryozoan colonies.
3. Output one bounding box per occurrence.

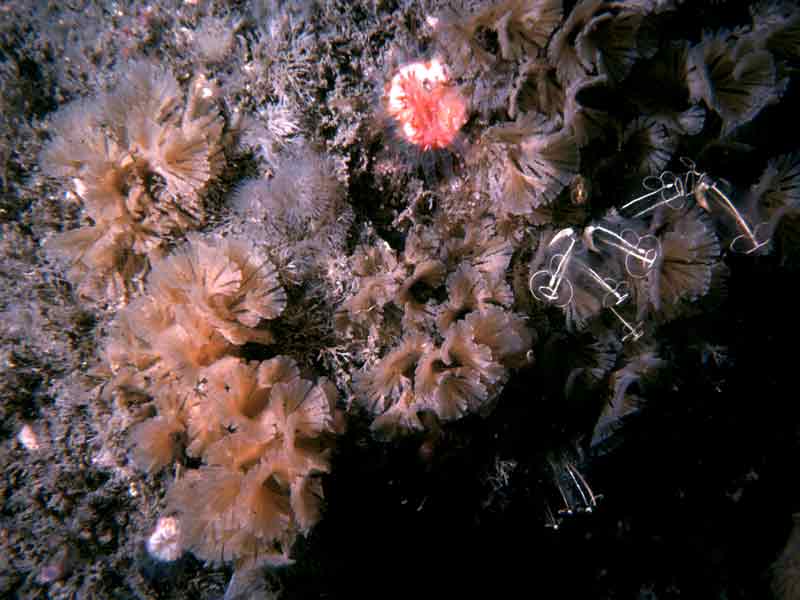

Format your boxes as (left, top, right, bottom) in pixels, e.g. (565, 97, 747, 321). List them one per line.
(104, 233, 337, 568)
(42, 61, 228, 301)
(528, 204, 725, 334)
(429, 0, 794, 221)
(39, 55, 353, 570)
(364, 0, 800, 449)
(36, 0, 800, 579)
(337, 216, 532, 435)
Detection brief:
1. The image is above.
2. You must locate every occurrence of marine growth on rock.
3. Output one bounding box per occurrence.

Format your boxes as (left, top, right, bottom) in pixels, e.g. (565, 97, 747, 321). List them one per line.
(6, 0, 799, 598)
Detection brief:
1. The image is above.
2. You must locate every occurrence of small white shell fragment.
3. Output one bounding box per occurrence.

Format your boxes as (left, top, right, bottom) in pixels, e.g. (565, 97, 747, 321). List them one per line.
(17, 424, 40, 451)
(146, 516, 182, 562)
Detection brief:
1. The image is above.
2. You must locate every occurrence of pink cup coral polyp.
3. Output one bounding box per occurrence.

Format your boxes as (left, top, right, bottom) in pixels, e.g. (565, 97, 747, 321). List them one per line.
(384, 58, 468, 151)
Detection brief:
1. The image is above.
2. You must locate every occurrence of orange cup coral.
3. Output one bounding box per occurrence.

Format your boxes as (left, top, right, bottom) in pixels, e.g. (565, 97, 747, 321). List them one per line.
(383, 58, 468, 151)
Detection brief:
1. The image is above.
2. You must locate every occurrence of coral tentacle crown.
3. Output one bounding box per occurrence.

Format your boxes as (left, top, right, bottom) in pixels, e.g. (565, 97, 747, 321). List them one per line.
(384, 58, 468, 151)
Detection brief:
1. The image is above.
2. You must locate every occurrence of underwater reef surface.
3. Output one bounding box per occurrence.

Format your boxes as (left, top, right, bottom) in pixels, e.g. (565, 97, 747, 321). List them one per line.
(1, 0, 799, 598)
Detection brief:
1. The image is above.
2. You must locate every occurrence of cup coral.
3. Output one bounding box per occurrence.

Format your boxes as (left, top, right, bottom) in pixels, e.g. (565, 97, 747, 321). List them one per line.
(383, 58, 468, 152)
